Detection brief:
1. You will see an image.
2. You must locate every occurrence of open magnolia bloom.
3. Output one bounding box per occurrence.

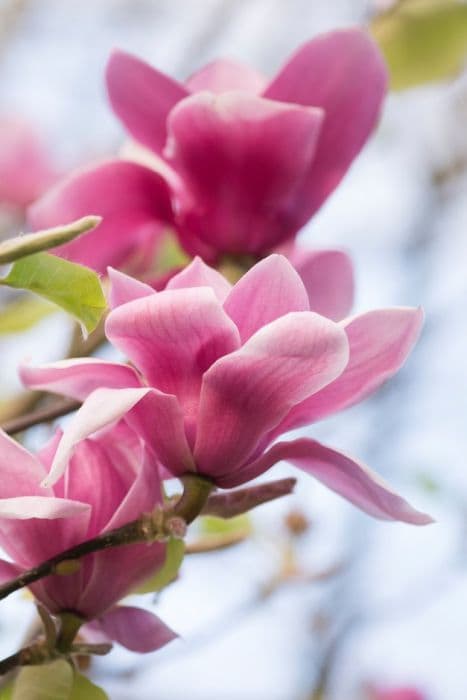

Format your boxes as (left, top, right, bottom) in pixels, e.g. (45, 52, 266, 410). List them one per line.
(0, 424, 176, 653)
(28, 26, 384, 296)
(21, 255, 431, 525)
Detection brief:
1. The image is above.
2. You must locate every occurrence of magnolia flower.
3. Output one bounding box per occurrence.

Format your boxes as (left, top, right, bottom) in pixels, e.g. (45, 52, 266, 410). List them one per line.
(22, 255, 431, 525)
(0, 424, 176, 653)
(28, 27, 384, 297)
(0, 117, 56, 210)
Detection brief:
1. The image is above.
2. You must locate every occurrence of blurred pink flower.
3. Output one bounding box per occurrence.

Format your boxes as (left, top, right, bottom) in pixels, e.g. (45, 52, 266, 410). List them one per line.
(0, 118, 56, 210)
(370, 686, 427, 700)
(22, 255, 431, 526)
(0, 423, 176, 653)
(29, 27, 385, 276)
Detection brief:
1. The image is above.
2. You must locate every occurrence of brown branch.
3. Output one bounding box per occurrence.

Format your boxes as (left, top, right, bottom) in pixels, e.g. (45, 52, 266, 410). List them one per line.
(0, 474, 213, 602)
(0, 397, 80, 435)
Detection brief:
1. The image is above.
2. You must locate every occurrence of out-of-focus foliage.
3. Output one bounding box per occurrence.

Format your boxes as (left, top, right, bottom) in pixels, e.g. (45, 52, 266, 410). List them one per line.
(151, 231, 190, 277)
(200, 514, 252, 537)
(0, 296, 55, 334)
(371, 0, 467, 89)
(12, 660, 73, 700)
(8, 662, 107, 700)
(0, 216, 100, 264)
(135, 537, 185, 594)
(69, 673, 108, 700)
(0, 253, 106, 335)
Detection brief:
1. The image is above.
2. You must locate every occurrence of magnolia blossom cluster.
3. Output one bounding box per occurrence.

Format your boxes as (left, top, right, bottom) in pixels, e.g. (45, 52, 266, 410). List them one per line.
(0, 27, 433, 660)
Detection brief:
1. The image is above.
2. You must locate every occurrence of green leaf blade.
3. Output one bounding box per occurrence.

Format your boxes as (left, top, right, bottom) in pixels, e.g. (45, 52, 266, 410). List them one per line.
(12, 660, 73, 700)
(135, 538, 185, 594)
(69, 673, 108, 700)
(1, 253, 106, 334)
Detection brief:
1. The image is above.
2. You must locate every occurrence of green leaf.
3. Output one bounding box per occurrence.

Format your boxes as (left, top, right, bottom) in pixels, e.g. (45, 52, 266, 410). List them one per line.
(12, 660, 73, 700)
(0, 217, 101, 264)
(135, 537, 185, 594)
(0, 296, 56, 334)
(371, 0, 467, 90)
(69, 674, 108, 700)
(0, 253, 106, 334)
(200, 513, 252, 537)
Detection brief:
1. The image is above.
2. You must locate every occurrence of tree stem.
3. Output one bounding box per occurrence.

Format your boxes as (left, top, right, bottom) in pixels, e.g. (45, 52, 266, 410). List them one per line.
(1, 397, 80, 435)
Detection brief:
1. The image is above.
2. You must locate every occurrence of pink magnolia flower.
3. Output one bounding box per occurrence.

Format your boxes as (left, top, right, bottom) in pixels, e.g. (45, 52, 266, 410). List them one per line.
(0, 117, 56, 210)
(21, 255, 431, 525)
(0, 423, 176, 653)
(28, 27, 384, 293)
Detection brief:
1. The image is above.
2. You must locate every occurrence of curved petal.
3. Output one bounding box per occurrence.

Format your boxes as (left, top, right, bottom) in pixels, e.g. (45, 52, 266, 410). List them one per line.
(277, 307, 423, 434)
(65, 438, 130, 534)
(45, 387, 194, 488)
(106, 49, 188, 155)
(218, 437, 433, 525)
(223, 254, 309, 342)
(194, 312, 349, 478)
(106, 287, 240, 414)
(0, 558, 22, 583)
(0, 496, 89, 520)
(286, 246, 354, 321)
(77, 448, 166, 617)
(264, 28, 388, 226)
(0, 429, 48, 497)
(107, 267, 154, 309)
(97, 605, 177, 652)
(28, 160, 174, 273)
(167, 256, 232, 303)
(166, 91, 323, 254)
(20, 358, 142, 401)
(0, 496, 91, 567)
(186, 58, 266, 94)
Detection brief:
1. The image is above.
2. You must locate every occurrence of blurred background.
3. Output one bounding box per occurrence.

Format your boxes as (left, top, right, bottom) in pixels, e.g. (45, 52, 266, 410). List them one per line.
(0, 0, 466, 698)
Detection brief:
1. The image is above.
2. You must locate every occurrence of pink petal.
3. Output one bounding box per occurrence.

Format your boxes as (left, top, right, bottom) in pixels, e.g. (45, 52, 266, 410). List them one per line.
(194, 312, 349, 478)
(65, 438, 130, 534)
(20, 358, 142, 401)
(43, 387, 153, 487)
(106, 49, 188, 155)
(0, 429, 48, 497)
(223, 254, 309, 342)
(278, 307, 423, 433)
(166, 91, 323, 254)
(218, 438, 433, 525)
(46, 387, 194, 488)
(263, 28, 388, 227)
(106, 287, 240, 419)
(97, 605, 177, 653)
(0, 496, 89, 520)
(107, 267, 155, 309)
(77, 447, 166, 617)
(286, 246, 354, 321)
(0, 558, 22, 583)
(167, 256, 232, 303)
(28, 160, 173, 273)
(0, 496, 91, 567)
(186, 58, 266, 94)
